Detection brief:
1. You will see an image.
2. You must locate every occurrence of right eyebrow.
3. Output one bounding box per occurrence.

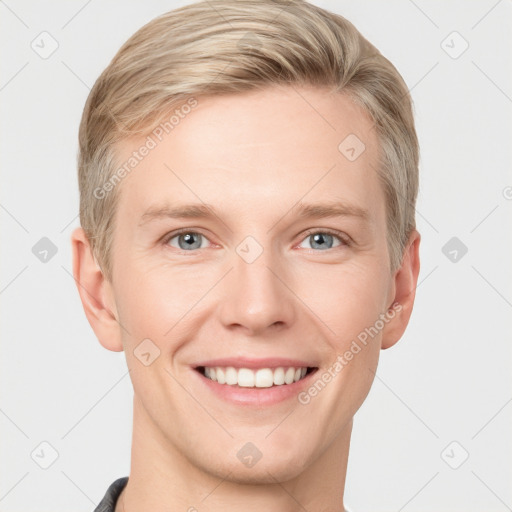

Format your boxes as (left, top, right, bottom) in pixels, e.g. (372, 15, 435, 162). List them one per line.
(138, 203, 218, 227)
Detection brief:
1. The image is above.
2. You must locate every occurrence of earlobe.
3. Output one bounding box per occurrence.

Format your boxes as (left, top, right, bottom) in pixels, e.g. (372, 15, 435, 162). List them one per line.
(70, 227, 124, 352)
(381, 229, 421, 350)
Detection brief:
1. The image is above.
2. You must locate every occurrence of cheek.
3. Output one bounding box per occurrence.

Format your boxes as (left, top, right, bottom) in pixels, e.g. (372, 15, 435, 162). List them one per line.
(113, 260, 217, 369)
(293, 258, 389, 343)
(116, 260, 200, 329)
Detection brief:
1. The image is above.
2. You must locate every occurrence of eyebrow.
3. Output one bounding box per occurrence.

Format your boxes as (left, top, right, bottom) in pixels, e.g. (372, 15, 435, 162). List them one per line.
(138, 200, 370, 227)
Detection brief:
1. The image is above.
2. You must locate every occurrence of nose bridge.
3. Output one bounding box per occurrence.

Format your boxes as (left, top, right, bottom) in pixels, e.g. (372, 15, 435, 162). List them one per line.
(218, 236, 295, 334)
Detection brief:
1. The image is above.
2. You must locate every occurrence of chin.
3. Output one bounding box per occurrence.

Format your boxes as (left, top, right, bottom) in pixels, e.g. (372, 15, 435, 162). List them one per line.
(201, 444, 313, 485)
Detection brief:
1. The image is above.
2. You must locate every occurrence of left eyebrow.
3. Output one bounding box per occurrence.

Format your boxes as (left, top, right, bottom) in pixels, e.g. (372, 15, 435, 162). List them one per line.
(138, 200, 371, 227)
(293, 201, 370, 223)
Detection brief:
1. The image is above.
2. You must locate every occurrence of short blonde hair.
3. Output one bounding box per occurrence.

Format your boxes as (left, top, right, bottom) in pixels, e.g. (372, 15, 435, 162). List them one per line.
(78, 0, 419, 281)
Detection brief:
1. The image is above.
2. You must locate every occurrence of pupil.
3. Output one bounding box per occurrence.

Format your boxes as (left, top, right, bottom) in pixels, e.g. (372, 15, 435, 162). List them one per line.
(312, 233, 332, 250)
(180, 232, 201, 250)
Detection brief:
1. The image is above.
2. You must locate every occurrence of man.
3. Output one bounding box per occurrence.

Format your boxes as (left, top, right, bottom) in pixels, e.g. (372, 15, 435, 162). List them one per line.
(71, 1, 420, 510)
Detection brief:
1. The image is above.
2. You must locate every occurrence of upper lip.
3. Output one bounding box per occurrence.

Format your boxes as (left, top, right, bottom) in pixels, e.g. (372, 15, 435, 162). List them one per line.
(193, 357, 318, 370)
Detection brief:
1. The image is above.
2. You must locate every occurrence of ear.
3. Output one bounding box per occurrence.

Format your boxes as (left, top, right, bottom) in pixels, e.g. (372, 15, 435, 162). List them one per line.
(70, 227, 123, 352)
(381, 229, 421, 350)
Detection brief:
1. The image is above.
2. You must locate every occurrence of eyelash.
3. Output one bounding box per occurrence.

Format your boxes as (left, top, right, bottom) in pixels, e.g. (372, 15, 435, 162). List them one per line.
(161, 227, 351, 254)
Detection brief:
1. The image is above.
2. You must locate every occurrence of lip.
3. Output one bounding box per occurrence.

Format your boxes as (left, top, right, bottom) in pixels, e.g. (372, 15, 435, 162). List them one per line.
(192, 357, 317, 370)
(191, 358, 319, 406)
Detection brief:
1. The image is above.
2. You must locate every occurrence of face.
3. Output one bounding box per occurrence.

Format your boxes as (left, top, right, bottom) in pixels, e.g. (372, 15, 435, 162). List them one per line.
(96, 85, 406, 483)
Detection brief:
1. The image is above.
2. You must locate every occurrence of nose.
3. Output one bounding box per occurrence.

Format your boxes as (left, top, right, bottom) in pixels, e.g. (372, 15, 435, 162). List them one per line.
(218, 245, 296, 336)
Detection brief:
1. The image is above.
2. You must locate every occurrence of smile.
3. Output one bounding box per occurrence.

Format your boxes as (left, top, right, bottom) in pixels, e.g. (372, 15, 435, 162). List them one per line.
(197, 366, 316, 388)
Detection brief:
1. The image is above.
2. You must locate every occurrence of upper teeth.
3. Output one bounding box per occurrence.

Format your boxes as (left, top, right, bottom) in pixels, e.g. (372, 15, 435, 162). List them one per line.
(204, 366, 308, 388)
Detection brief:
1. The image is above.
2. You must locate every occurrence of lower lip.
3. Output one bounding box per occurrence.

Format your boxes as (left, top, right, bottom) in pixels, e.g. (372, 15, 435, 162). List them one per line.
(193, 369, 318, 406)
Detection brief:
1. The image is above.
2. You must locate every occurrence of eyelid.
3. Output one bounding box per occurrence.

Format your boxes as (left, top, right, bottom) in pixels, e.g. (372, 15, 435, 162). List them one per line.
(161, 227, 351, 252)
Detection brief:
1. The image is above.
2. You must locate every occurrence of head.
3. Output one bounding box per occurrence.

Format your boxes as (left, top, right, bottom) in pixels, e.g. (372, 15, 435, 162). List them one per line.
(72, 0, 420, 485)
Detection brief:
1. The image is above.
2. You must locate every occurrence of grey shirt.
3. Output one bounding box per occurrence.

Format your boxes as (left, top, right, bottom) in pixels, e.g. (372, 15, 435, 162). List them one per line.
(93, 477, 128, 512)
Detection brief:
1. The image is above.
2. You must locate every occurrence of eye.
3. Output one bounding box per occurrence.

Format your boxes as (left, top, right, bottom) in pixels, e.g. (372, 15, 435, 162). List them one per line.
(162, 228, 350, 254)
(164, 230, 211, 251)
(297, 229, 349, 251)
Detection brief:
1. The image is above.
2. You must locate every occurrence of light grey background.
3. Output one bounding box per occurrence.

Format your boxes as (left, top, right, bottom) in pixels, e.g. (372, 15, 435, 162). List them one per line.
(1, 1, 511, 511)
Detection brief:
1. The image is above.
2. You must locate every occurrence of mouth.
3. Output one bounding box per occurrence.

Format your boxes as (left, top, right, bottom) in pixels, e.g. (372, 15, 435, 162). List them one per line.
(194, 365, 318, 388)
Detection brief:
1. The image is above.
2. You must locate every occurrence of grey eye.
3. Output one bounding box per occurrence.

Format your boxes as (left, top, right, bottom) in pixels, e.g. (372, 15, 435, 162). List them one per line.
(299, 232, 343, 251)
(168, 232, 205, 251)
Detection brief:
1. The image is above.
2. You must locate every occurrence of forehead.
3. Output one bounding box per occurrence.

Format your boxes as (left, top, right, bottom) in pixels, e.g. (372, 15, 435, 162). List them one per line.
(113, 85, 384, 229)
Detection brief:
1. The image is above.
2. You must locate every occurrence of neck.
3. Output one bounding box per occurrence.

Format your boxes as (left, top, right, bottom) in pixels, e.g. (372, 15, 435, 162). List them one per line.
(117, 394, 351, 512)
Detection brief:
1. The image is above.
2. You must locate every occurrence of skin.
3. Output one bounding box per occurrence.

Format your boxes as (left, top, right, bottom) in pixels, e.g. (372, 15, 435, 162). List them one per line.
(71, 84, 420, 512)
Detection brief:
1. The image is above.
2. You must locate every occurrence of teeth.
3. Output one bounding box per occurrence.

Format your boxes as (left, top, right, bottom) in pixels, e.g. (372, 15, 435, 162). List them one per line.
(285, 367, 295, 384)
(202, 366, 310, 387)
(273, 367, 285, 385)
